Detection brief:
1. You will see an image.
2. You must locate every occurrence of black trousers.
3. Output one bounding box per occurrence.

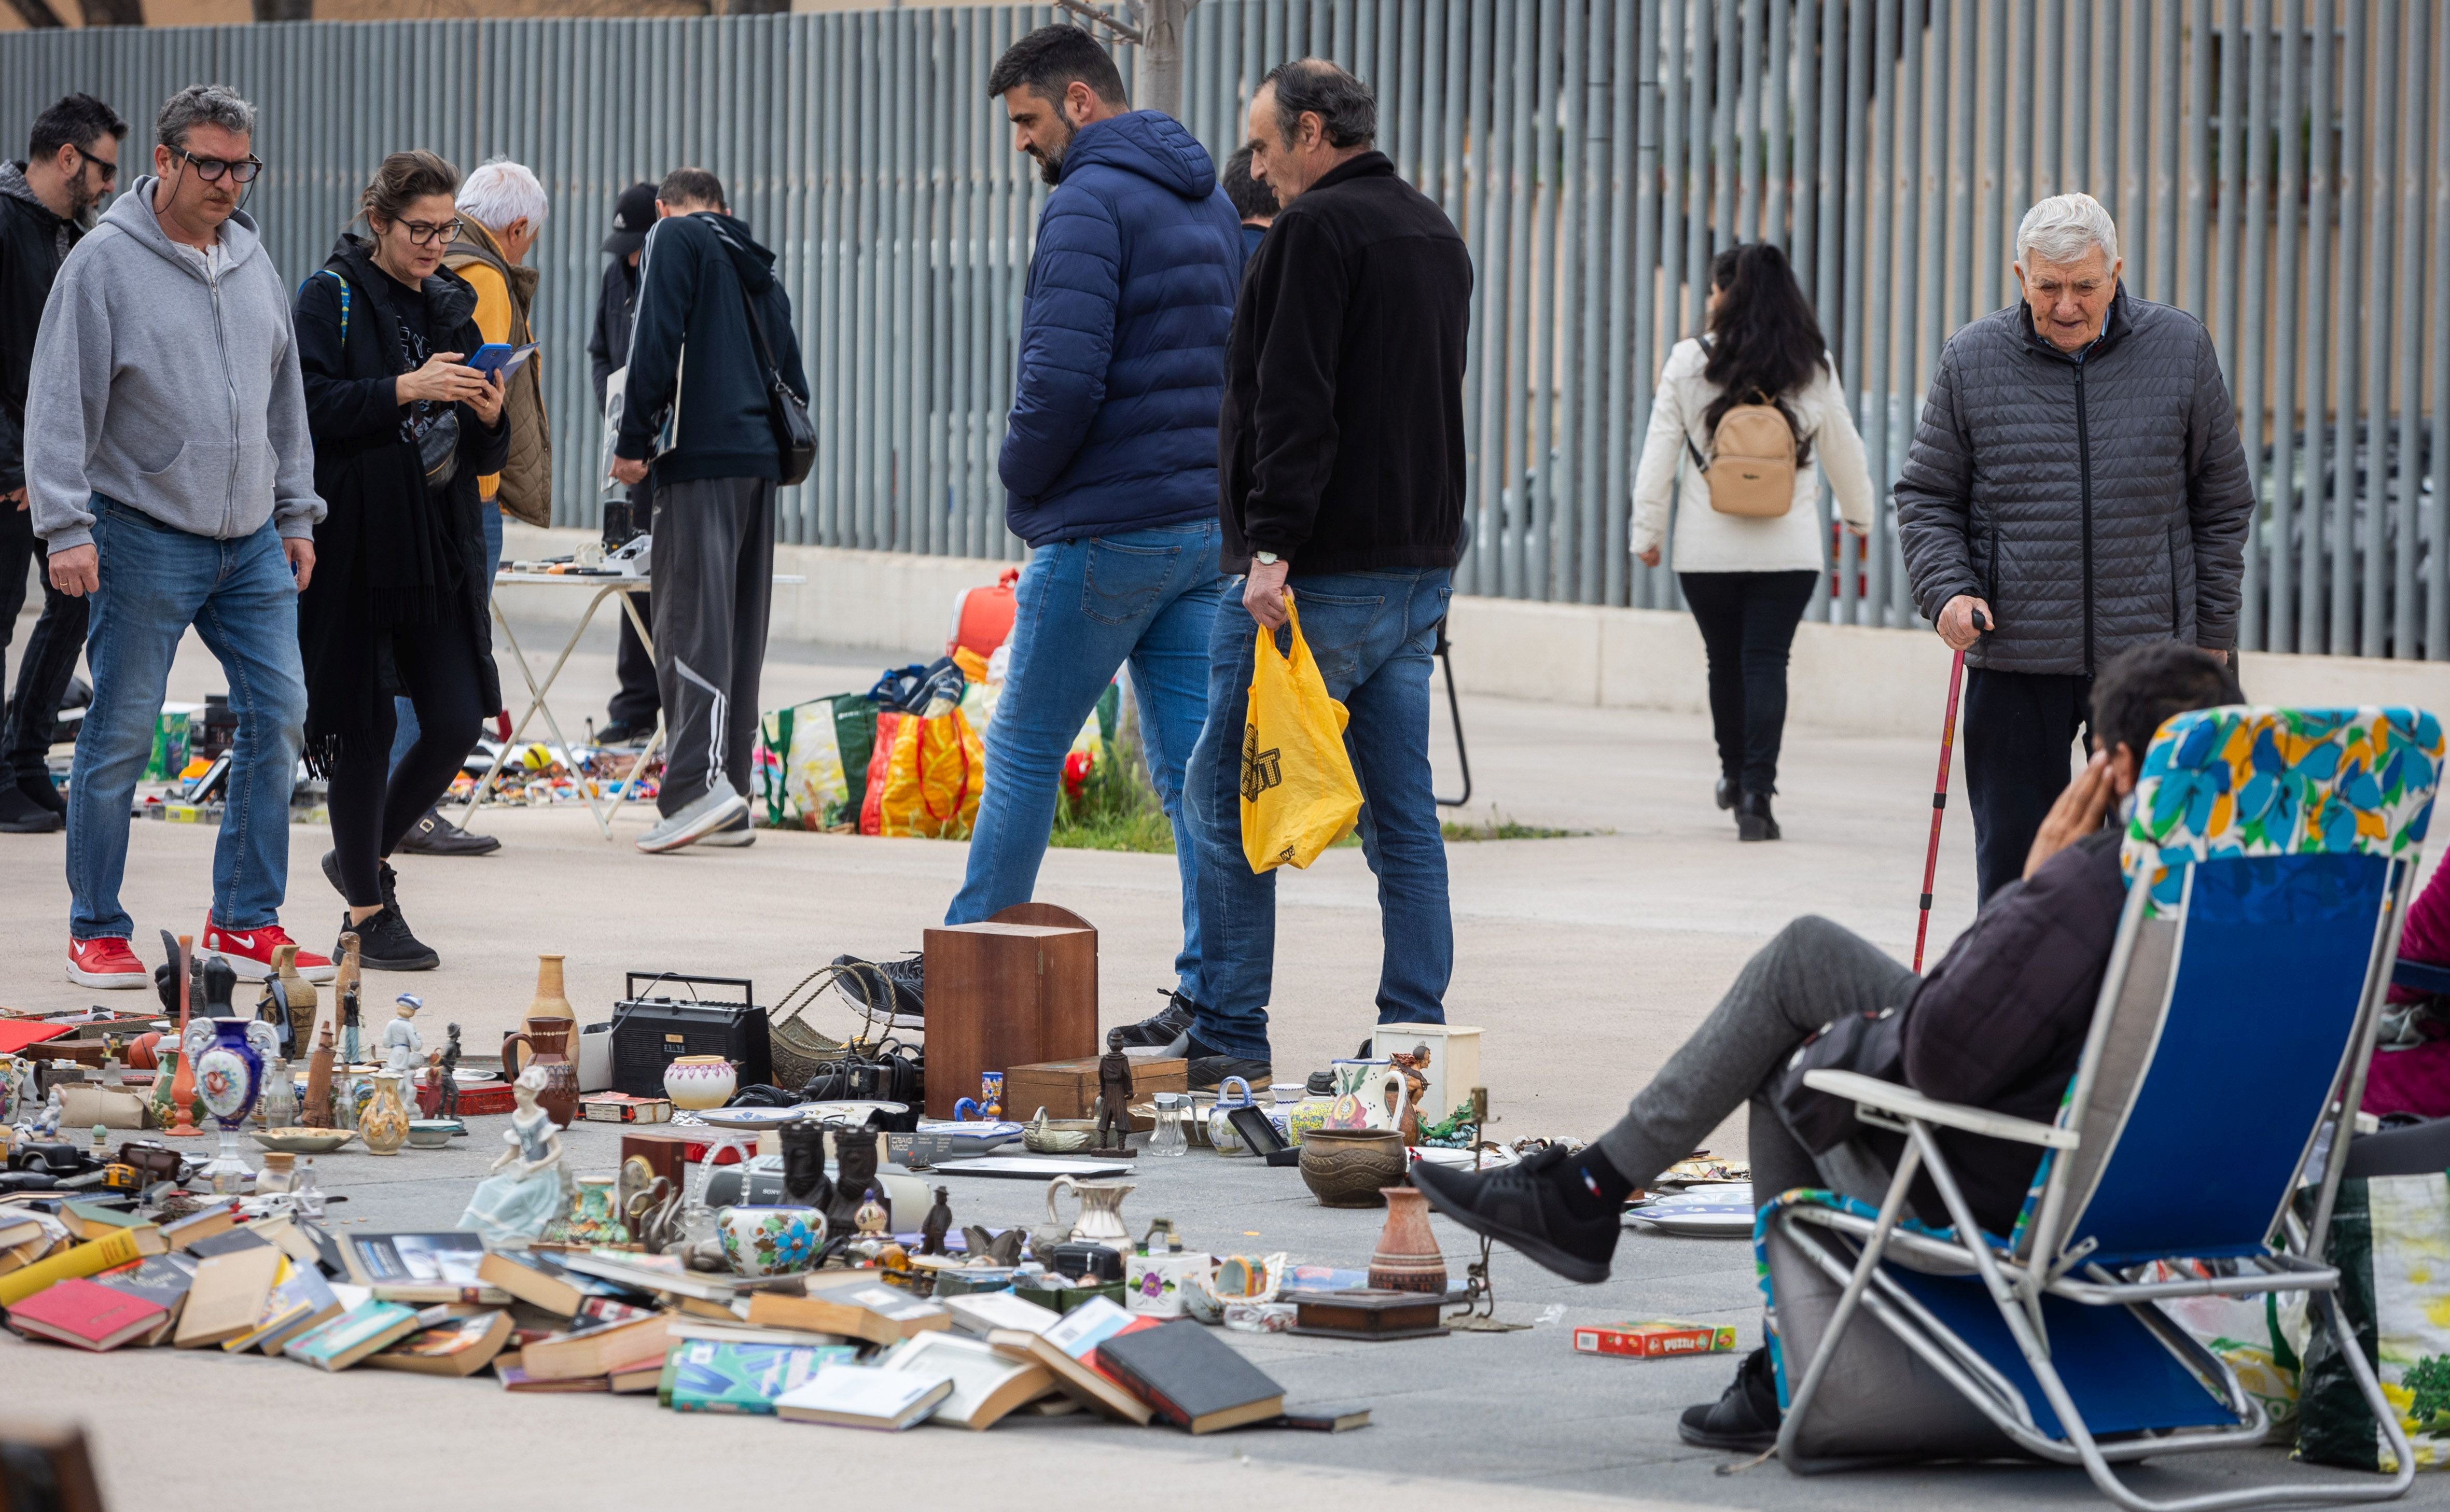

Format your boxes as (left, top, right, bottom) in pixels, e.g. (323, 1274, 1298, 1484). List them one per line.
(1678, 569, 1819, 795)
(651, 477, 774, 815)
(0, 501, 90, 787)
(327, 613, 488, 908)
(603, 484, 660, 730)
(1963, 666, 2093, 904)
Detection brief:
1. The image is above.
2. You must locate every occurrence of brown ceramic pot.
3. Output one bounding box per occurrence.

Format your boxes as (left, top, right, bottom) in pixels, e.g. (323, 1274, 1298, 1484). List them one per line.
(502, 1018, 581, 1128)
(1368, 1185, 1448, 1293)
(1298, 1128, 1408, 1208)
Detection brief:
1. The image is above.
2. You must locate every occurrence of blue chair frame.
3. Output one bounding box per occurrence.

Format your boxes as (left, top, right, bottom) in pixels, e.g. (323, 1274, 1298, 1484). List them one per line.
(1770, 706, 2442, 1510)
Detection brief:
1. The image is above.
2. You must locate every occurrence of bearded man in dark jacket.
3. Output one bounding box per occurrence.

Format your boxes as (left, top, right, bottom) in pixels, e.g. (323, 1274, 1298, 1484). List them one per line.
(1895, 192, 2253, 902)
(1412, 640, 2244, 1454)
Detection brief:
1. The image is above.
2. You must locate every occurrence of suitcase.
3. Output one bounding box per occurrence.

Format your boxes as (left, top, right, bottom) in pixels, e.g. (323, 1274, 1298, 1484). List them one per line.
(607, 973, 773, 1098)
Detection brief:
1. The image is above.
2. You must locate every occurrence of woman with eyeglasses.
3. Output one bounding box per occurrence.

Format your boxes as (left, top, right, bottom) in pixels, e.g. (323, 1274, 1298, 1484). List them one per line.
(293, 150, 506, 970)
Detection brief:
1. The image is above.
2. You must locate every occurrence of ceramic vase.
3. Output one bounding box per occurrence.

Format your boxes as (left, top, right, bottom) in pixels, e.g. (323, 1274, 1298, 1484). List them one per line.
(662, 1055, 736, 1111)
(527, 954, 577, 1027)
(360, 1070, 412, 1157)
(1285, 1074, 1336, 1146)
(716, 1205, 822, 1277)
(1297, 1127, 1409, 1208)
(1368, 1186, 1447, 1294)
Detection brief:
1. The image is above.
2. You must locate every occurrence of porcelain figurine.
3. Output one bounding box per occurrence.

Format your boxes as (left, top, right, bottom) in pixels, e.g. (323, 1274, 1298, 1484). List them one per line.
(380, 995, 425, 1089)
(360, 1070, 413, 1157)
(826, 1127, 882, 1238)
(436, 1025, 462, 1121)
(460, 1068, 569, 1242)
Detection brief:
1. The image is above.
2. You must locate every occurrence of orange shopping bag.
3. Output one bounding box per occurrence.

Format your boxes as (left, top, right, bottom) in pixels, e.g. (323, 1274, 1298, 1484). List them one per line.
(858, 707, 984, 838)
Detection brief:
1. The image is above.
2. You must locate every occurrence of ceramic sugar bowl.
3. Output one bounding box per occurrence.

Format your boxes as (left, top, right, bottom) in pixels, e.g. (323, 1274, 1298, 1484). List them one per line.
(717, 1205, 822, 1277)
(663, 1055, 737, 1111)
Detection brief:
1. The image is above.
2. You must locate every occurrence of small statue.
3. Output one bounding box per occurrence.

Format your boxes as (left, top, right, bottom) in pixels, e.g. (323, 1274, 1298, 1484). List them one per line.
(458, 1067, 567, 1243)
(1388, 1045, 1433, 1144)
(920, 1185, 953, 1256)
(380, 995, 424, 1086)
(779, 1117, 834, 1213)
(1091, 1029, 1135, 1156)
(198, 955, 238, 1018)
(825, 1126, 882, 1239)
(436, 1025, 462, 1121)
(340, 981, 363, 1068)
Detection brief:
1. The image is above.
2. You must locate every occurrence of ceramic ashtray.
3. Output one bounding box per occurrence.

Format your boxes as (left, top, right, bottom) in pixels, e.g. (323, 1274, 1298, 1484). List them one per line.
(253, 1128, 357, 1154)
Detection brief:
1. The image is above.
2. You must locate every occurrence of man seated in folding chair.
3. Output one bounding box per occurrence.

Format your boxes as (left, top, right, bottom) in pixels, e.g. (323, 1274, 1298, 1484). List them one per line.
(1416, 640, 2245, 1454)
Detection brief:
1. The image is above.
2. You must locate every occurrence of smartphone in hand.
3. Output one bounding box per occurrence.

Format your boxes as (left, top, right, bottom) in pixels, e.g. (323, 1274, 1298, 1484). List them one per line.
(466, 342, 537, 379)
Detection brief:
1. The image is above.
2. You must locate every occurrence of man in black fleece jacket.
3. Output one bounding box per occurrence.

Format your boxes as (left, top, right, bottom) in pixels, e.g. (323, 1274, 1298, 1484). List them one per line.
(608, 167, 806, 855)
(1414, 640, 2244, 1452)
(1175, 59, 1473, 1091)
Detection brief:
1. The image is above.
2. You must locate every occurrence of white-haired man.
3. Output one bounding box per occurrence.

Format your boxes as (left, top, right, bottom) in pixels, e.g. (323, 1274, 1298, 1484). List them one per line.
(1896, 191, 2253, 901)
(384, 157, 553, 859)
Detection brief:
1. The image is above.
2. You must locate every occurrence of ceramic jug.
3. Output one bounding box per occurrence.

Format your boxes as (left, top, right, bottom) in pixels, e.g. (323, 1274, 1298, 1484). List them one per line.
(502, 1019, 582, 1128)
(526, 954, 577, 1027)
(1327, 1061, 1411, 1135)
(1125, 1217, 1207, 1318)
(1368, 1185, 1449, 1294)
(1046, 1174, 1134, 1249)
(1208, 1076, 1259, 1155)
(360, 1070, 412, 1156)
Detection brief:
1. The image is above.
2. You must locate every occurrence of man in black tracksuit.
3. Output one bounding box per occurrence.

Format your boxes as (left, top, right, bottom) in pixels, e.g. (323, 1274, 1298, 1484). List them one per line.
(608, 167, 806, 855)
(0, 93, 126, 835)
(1894, 193, 2253, 902)
(1410, 640, 2245, 1453)
(587, 180, 660, 747)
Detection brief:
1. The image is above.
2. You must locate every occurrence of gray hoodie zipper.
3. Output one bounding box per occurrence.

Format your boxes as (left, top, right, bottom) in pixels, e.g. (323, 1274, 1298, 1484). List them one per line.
(201, 251, 240, 536)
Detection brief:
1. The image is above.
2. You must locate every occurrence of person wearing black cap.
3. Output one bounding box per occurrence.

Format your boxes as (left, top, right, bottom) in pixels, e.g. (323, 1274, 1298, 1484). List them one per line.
(587, 180, 660, 748)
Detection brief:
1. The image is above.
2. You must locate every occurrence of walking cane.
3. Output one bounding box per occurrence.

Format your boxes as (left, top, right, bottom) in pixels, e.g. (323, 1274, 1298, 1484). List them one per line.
(1913, 608, 1987, 972)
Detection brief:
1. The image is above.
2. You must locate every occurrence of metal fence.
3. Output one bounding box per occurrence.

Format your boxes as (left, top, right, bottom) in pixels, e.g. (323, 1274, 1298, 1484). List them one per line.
(4, 2, 2446, 657)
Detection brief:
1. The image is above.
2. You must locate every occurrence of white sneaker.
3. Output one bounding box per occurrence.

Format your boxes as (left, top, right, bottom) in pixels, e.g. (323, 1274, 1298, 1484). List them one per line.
(636, 788, 749, 854)
(696, 813, 756, 848)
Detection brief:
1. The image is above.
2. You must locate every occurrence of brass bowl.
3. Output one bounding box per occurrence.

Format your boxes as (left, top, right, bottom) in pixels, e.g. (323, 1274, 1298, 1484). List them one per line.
(1298, 1128, 1408, 1208)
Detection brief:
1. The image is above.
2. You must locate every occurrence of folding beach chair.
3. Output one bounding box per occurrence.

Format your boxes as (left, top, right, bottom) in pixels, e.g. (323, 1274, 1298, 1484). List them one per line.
(1761, 705, 2443, 1509)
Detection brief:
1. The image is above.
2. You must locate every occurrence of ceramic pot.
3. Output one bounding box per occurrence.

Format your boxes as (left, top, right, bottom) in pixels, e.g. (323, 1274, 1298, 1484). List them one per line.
(1208, 1076, 1258, 1156)
(526, 954, 577, 1028)
(1046, 1174, 1134, 1248)
(360, 1071, 412, 1157)
(717, 1205, 822, 1277)
(502, 1019, 582, 1127)
(1285, 1074, 1336, 1147)
(1298, 1127, 1408, 1208)
(1368, 1185, 1447, 1293)
(662, 1055, 736, 1111)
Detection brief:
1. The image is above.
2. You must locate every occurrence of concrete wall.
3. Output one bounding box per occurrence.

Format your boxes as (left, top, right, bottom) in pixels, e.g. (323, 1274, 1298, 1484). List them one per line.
(497, 527, 2450, 736)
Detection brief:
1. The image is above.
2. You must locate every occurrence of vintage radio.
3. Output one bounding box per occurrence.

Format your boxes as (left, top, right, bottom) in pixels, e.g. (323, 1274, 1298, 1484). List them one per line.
(607, 973, 772, 1097)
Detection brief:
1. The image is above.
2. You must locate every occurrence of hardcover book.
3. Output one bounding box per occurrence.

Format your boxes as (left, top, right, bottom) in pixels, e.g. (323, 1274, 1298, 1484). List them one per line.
(879, 1332, 1056, 1430)
(745, 1285, 949, 1346)
(172, 1244, 284, 1349)
(283, 1299, 422, 1370)
(368, 1309, 514, 1376)
(4, 1276, 167, 1351)
(0, 1223, 168, 1308)
(1093, 1318, 1285, 1435)
(477, 1250, 648, 1317)
(658, 1340, 854, 1413)
(341, 1232, 509, 1304)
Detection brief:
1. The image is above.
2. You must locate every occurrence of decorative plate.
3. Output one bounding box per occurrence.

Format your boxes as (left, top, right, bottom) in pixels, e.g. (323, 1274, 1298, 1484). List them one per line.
(253, 1128, 358, 1154)
(688, 1107, 815, 1129)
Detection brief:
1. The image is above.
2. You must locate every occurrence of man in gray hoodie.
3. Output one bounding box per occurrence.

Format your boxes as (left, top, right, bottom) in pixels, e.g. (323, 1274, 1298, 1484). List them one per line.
(23, 84, 330, 989)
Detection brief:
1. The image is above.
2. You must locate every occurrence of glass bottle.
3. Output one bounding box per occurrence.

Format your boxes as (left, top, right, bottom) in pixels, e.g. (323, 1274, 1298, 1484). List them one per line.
(1148, 1093, 1189, 1157)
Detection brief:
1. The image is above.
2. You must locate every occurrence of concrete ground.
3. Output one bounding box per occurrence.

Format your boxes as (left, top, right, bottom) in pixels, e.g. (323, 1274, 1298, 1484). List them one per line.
(3, 607, 2435, 1510)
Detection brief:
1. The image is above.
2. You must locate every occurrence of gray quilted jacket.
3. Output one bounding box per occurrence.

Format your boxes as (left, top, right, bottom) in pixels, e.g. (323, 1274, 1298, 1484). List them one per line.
(1895, 288, 2253, 676)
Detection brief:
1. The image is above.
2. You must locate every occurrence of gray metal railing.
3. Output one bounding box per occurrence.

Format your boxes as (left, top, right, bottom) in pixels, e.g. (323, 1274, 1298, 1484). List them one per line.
(5, 2, 2445, 656)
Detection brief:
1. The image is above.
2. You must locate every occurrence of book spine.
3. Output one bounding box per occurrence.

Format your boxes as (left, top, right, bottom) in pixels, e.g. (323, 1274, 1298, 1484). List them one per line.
(0, 1226, 155, 1308)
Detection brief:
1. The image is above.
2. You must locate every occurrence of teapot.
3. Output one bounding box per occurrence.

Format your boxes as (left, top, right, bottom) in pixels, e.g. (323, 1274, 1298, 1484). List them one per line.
(1207, 1076, 1259, 1155)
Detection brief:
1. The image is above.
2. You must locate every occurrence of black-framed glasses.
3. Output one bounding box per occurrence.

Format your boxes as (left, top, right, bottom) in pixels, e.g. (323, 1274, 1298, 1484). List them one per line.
(399, 218, 460, 247)
(175, 148, 262, 184)
(68, 142, 118, 186)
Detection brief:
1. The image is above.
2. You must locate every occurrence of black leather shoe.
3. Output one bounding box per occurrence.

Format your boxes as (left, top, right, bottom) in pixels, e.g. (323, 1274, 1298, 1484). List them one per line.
(395, 808, 500, 856)
(594, 718, 653, 749)
(1409, 1143, 1620, 1283)
(1735, 789, 1781, 842)
(1180, 1034, 1271, 1092)
(18, 775, 65, 815)
(0, 784, 61, 833)
(1715, 775, 1736, 811)
(342, 905, 439, 971)
(1114, 989, 1196, 1048)
(1677, 1347, 1782, 1451)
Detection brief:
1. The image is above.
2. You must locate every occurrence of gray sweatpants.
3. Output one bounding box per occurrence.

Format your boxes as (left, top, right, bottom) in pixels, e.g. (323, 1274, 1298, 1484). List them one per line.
(650, 476, 775, 816)
(1596, 916, 1919, 1206)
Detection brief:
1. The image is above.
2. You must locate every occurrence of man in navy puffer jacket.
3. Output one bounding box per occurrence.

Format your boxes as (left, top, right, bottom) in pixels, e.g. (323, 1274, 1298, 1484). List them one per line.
(942, 26, 1242, 1048)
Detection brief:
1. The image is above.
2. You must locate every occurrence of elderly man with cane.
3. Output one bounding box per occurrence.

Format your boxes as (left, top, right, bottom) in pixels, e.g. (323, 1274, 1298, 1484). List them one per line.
(1896, 192, 2253, 904)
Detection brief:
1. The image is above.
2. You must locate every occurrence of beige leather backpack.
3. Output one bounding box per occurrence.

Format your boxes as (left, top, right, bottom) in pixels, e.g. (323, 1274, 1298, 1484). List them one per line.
(1684, 339, 1799, 517)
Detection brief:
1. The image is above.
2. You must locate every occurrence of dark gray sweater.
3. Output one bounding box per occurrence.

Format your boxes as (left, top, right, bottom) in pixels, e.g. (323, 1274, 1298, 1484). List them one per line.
(1894, 289, 2253, 676)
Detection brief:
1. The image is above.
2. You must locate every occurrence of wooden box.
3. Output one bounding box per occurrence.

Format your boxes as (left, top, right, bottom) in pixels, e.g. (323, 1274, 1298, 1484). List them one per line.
(921, 920, 1098, 1121)
(1004, 1056, 1187, 1133)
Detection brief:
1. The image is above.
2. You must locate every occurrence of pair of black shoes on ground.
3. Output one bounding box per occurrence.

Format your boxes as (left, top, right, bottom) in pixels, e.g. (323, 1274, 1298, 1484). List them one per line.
(1115, 988, 1274, 1090)
(321, 851, 437, 971)
(1410, 1143, 1784, 1452)
(0, 775, 65, 833)
(1713, 776, 1781, 843)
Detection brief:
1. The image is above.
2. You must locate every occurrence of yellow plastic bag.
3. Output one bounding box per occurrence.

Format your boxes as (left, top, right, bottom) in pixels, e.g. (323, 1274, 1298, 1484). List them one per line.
(860, 707, 984, 839)
(1241, 598, 1361, 873)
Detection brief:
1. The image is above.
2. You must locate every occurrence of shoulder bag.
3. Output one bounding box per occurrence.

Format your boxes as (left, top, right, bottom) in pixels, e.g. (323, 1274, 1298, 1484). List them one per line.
(733, 276, 814, 487)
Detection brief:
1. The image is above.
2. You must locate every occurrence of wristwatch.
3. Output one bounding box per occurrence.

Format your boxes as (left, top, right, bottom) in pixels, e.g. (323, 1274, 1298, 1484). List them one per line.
(1254, 551, 1280, 566)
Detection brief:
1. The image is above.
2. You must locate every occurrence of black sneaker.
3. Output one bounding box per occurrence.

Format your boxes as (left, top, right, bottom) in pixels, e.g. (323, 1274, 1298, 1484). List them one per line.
(0, 784, 61, 833)
(595, 718, 652, 749)
(321, 852, 402, 915)
(1677, 1347, 1781, 1452)
(342, 905, 438, 971)
(1408, 1143, 1621, 1284)
(395, 807, 500, 857)
(18, 775, 65, 816)
(1181, 1034, 1271, 1092)
(1114, 989, 1196, 1048)
(833, 953, 924, 1018)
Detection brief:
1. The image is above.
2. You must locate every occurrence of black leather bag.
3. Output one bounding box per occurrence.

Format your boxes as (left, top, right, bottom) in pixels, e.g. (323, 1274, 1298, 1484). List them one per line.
(798, 1037, 922, 1131)
(1771, 1006, 1908, 1154)
(734, 279, 814, 487)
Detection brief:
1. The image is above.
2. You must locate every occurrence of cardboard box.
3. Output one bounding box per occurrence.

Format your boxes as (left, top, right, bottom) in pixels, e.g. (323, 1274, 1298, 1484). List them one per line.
(1372, 1024, 1482, 1129)
(1571, 1320, 1739, 1359)
(1003, 1056, 1185, 1134)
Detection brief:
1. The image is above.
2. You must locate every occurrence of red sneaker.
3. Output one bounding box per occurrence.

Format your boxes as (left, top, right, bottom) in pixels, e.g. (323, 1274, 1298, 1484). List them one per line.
(65, 936, 150, 989)
(199, 917, 336, 983)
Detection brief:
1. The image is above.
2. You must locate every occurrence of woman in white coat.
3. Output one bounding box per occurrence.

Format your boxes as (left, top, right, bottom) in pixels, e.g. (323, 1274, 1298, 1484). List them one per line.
(1631, 242, 1873, 841)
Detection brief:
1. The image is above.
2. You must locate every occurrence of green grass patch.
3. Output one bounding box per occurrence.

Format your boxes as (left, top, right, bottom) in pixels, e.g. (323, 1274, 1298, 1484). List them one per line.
(1440, 814, 1589, 842)
(1048, 731, 1178, 855)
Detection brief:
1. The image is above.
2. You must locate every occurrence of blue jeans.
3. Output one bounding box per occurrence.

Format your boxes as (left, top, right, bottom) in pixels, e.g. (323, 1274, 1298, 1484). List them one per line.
(69, 503, 307, 941)
(389, 501, 502, 772)
(945, 520, 1224, 998)
(1182, 567, 1454, 1060)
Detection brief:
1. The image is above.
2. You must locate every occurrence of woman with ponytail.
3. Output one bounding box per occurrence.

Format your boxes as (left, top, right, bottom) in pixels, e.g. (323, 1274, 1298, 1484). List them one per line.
(292, 151, 507, 969)
(1631, 242, 1872, 841)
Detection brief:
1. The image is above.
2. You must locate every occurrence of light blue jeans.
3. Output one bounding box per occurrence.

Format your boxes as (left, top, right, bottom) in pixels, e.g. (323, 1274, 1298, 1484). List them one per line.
(945, 520, 1224, 999)
(68, 502, 307, 940)
(389, 501, 502, 772)
(1182, 567, 1454, 1061)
